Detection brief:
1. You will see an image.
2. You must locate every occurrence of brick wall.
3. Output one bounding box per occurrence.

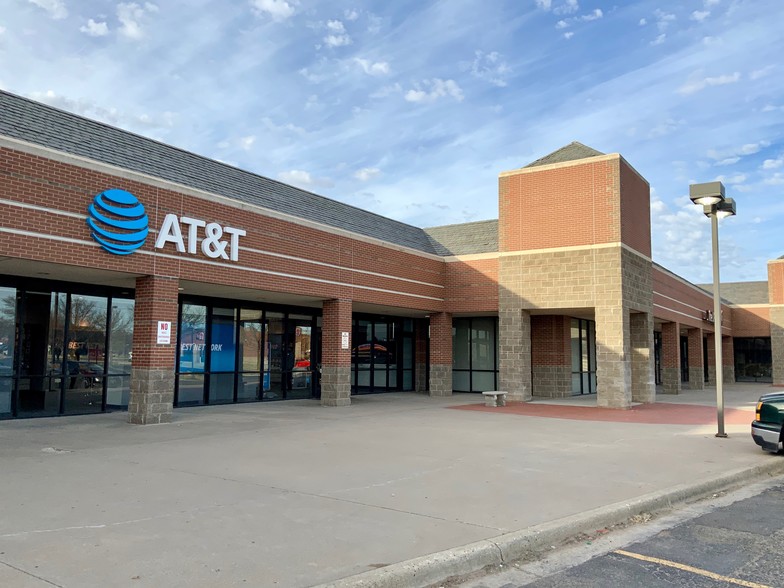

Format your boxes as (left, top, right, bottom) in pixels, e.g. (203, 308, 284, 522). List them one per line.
(444, 256, 498, 313)
(731, 306, 771, 337)
(0, 146, 446, 313)
(499, 155, 620, 253)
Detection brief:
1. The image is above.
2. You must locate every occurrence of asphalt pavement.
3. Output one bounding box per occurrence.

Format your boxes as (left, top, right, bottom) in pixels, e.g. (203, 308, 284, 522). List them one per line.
(459, 480, 784, 587)
(0, 383, 782, 588)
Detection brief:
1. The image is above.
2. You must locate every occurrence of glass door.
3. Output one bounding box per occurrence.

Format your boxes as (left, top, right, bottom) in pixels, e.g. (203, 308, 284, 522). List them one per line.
(16, 291, 61, 417)
(286, 315, 314, 399)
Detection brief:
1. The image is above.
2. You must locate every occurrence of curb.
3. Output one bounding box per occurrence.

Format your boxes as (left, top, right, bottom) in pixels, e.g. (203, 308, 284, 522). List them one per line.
(313, 459, 784, 588)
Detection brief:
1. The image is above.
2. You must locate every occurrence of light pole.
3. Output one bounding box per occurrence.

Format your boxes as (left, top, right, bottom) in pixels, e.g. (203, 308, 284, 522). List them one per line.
(689, 181, 736, 438)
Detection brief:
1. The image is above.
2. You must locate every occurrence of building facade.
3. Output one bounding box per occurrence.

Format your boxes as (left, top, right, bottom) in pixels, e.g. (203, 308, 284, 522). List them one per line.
(0, 90, 777, 422)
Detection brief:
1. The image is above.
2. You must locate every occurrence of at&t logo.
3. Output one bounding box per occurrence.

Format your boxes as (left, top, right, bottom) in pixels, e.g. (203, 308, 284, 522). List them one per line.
(86, 189, 149, 255)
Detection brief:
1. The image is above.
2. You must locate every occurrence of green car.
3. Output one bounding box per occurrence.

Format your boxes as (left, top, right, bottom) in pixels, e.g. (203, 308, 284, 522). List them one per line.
(751, 392, 784, 453)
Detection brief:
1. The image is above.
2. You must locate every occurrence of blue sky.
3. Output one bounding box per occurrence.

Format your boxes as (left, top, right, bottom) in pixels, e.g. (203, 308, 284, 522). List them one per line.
(2, 0, 783, 284)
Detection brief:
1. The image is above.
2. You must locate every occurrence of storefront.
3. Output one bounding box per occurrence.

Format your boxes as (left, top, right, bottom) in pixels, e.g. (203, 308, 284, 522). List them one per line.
(0, 278, 134, 418)
(2, 89, 782, 423)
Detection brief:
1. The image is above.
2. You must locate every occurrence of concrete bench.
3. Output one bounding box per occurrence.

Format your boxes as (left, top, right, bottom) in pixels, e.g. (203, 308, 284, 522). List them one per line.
(481, 391, 508, 407)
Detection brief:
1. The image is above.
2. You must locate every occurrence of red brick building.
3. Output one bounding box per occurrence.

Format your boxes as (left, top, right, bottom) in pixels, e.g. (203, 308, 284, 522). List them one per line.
(0, 91, 775, 422)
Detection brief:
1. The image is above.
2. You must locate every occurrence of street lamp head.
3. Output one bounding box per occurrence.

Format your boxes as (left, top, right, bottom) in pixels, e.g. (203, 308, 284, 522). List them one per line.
(690, 181, 725, 206)
(716, 197, 736, 219)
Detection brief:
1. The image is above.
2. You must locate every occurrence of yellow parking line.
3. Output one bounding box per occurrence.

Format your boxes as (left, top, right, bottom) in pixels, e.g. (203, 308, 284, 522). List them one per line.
(613, 549, 772, 588)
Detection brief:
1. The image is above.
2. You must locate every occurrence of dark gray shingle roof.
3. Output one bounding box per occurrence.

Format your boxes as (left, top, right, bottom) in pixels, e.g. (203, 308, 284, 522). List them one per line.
(0, 90, 439, 255)
(423, 220, 498, 256)
(524, 141, 605, 168)
(697, 281, 770, 305)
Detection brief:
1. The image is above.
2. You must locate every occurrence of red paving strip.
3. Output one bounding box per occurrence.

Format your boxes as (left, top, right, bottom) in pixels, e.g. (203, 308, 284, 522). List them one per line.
(449, 401, 755, 425)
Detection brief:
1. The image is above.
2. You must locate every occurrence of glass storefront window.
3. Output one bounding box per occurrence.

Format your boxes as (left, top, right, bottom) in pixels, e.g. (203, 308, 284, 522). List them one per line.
(351, 316, 415, 394)
(471, 318, 495, 371)
(106, 298, 134, 408)
(571, 318, 596, 395)
(0, 286, 15, 416)
(265, 312, 284, 400)
(451, 317, 498, 393)
(238, 309, 263, 402)
(209, 307, 236, 403)
(64, 294, 107, 414)
(177, 304, 207, 405)
(734, 337, 772, 383)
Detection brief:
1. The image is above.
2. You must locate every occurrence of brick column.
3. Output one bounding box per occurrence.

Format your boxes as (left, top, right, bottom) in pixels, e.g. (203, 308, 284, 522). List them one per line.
(722, 336, 735, 383)
(321, 299, 352, 407)
(499, 308, 532, 401)
(687, 328, 704, 390)
(660, 321, 681, 395)
(630, 312, 655, 404)
(128, 275, 179, 424)
(415, 318, 428, 393)
(772, 307, 784, 386)
(595, 306, 632, 408)
(706, 333, 716, 385)
(428, 312, 452, 396)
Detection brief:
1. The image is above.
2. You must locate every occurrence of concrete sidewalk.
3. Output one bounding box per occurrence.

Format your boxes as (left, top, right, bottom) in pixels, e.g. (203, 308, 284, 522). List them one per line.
(1, 384, 782, 588)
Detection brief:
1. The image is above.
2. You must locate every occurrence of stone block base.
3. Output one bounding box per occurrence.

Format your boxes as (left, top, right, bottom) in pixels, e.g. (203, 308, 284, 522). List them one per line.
(429, 364, 452, 397)
(128, 367, 174, 425)
(320, 366, 351, 407)
(660, 368, 681, 395)
(687, 367, 705, 390)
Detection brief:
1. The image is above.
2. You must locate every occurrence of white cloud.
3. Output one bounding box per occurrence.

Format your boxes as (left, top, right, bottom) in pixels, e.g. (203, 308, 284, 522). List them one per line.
(651, 33, 666, 46)
(250, 0, 297, 21)
(27, 0, 67, 20)
(564, 31, 574, 39)
(554, 0, 579, 15)
(354, 167, 380, 181)
(762, 104, 784, 112)
(581, 9, 602, 21)
(0, 26, 5, 35)
(304, 94, 320, 110)
(464, 50, 511, 87)
(638, 18, 647, 26)
(278, 169, 333, 189)
(262, 117, 306, 135)
(556, 20, 569, 29)
(80, 18, 109, 37)
(324, 34, 351, 48)
(28, 90, 176, 131)
(239, 136, 255, 151)
(344, 9, 359, 21)
(354, 58, 390, 76)
(370, 83, 402, 99)
(535, 0, 552, 10)
(326, 19, 345, 33)
(648, 118, 682, 138)
(750, 65, 775, 80)
(762, 156, 784, 170)
(691, 10, 710, 22)
(404, 79, 464, 103)
(737, 141, 770, 155)
(677, 72, 741, 95)
(763, 173, 784, 185)
(715, 173, 747, 185)
(704, 0, 721, 6)
(279, 169, 314, 185)
(707, 141, 770, 163)
(654, 9, 676, 31)
(117, 2, 158, 40)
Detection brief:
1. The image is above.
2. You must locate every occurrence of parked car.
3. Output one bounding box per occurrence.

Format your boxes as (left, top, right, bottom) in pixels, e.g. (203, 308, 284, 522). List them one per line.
(65, 361, 103, 389)
(751, 392, 784, 453)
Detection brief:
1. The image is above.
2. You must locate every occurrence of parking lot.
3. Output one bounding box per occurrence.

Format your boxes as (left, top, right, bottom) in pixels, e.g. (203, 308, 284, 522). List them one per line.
(0, 385, 781, 587)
